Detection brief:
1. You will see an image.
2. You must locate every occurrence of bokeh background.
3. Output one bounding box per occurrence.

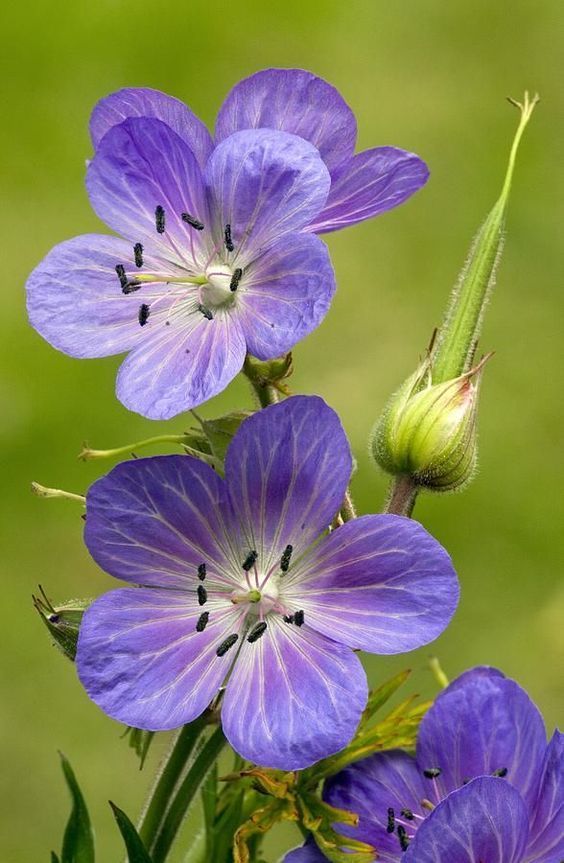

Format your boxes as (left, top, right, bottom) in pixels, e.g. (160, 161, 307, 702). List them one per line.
(2, 0, 562, 860)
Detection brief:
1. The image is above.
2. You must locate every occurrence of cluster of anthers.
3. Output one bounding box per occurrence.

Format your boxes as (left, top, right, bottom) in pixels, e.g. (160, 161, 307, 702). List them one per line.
(114, 205, 244, 329)
(384, 763, 509, 854)
(193, 544, 306, 658)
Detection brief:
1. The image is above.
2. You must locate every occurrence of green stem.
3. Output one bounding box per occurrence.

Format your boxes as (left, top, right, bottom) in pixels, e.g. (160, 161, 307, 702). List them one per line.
(151, 727, 226, 863)
(246, 376, 280, 408)
(137, 717, 207, 853)
(431, 93, 539, 383)
(340, 489, 357, 522)
(429, 656, 450, 689)
(30, 481, 85, 504)
(385, 474, 418, 517)
(79, 434, 191, 462)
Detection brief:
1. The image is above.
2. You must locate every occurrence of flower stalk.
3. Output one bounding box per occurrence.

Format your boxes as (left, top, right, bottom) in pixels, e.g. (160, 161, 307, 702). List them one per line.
(373, 93, 538, 512)
(31, 481, 85, 504)
(79, 434, 198, 462)
(431, 92, 539, 382)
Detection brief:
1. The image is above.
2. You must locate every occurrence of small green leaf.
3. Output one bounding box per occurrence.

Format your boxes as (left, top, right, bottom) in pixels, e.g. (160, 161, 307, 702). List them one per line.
(199, 411, 253, 465)
(51, 853, 61, 863)
(123, 727, 155, 769)
(110, 802, 153, 863)
(360, 668, 411, 728)
(201, 762, 218, 862)
(59, 753, 95, 863)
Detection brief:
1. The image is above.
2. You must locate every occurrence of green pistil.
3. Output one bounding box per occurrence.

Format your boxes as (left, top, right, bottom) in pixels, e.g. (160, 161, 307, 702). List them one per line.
(134, 273, 208, 286)
(231, 589, 262, 605)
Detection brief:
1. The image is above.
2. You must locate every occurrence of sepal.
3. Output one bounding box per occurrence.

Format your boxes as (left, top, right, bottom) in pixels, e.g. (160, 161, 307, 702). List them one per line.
(33, 587, 91, 661)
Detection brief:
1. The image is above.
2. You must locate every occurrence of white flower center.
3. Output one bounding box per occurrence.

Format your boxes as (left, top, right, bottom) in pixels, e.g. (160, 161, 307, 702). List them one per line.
(201, 264, 235, 308)
(231, 578, 280, 617)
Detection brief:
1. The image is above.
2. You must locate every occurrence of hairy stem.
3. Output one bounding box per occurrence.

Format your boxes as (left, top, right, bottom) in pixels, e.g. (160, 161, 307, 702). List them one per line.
(137, 717, 208, 854)
(340, 489, 357, 522)
(151, 727, 226, 863)
(385, 475, 418, 517)
(79, 434, 191, 461)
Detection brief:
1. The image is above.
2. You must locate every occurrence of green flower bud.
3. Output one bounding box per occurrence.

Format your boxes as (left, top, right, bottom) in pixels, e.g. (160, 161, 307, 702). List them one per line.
(33, 587, 92, 661)
(371, 354, 490, 492)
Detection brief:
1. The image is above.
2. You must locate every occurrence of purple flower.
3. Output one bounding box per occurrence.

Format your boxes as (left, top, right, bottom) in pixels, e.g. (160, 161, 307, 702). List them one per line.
(26, 69, 428, 420)
(76, 396, 458, 769)
(287, 666, 563, 860)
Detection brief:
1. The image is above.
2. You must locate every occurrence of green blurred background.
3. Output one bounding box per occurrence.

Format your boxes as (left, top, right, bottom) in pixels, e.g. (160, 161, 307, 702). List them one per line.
(2, 0, 562, 859)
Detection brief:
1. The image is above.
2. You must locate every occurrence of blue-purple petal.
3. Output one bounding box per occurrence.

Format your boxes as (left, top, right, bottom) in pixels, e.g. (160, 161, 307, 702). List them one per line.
(306, 147, 429, 234)
(115, 307, 247, 419)
(86, 117, 211, 267)
(324, 749, 427, 857)
(416, 667, 547, 806)
(26, 234, 167, 358)
(286, 515, 459, 654)
(526, 731, 564, 862)
(204, 129, 330, 265)
(236, 233, 335, 360)
(215, 68, 357, 172)
(76, 587, 245, 729)
(224, 396, 352, 573)
(89, 87, 214, 167)
(283, 837, 327, 863)
(221, 615, 367, 769)
(403, 777, 529, 863)
(84, 455, 239, 589)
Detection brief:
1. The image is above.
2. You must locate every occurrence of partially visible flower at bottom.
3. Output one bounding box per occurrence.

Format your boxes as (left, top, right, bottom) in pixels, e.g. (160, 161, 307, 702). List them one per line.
(286, 667, 563, 861)
(75, 395, 458, 770)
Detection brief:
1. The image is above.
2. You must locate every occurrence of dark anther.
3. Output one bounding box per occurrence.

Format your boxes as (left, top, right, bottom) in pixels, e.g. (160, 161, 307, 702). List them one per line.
(138, 304, 150, 326)
(280, 544, 293, 572)
(397, 825, 410, 852)
(423, 768, 441, 779)
(492, 767, 508, 778)
(283, 614, 294, 623)
(386, 807, 395, 833)
(247, 621, 267, 643)
(181, 212, 204, 231)
(122, 280, 142, 295)
(400, 809, 414, 821)
(197, 585, 208, 606)
(216, 633, 239, 656)
(224, 223, 234, 252)
(115, 263, 128, 289)
(48, 614, 60, 624)
(197, 303, 214, 321)
(230, 267, 242, 291)
(134, 243, 144, 268)
(196, 611, 209, 632)
(242, 550, 258, 571)
(293, 609, 305, 627)
(198, 563, 207, 581)
(155, 205, 166, 233)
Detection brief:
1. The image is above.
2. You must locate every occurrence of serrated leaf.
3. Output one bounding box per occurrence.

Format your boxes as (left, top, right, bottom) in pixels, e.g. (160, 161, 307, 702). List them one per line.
(110, 802, 153, 863)
(59, 753, 95, 863)
(199, 411, 253, 464)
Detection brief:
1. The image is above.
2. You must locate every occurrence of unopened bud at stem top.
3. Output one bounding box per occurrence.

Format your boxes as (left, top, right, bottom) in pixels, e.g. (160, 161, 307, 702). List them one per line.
(372, 354, 491, 492)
